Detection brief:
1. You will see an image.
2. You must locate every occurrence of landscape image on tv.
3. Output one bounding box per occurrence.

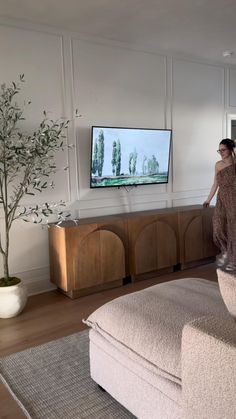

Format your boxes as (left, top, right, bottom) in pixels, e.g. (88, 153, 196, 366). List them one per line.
(90, 126, 171, 188)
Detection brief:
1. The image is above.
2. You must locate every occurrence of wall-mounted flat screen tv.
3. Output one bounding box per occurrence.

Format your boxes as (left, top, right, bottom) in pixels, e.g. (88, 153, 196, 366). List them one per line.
(90, 126, 172, 188)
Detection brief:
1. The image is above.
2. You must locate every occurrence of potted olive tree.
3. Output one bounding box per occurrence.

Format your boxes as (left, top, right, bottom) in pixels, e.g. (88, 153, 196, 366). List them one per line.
(0, 75, 73, 318)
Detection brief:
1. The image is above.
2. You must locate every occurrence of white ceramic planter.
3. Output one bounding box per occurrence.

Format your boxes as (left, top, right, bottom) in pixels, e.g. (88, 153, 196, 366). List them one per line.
(0, 280, 28, 319)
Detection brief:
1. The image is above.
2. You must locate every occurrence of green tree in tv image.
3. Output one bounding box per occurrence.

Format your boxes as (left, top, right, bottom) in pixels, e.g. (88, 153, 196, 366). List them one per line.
(111, 139, 121, 176)
(92, 130, 105, 177)
(116, 139, 121, 176)
(129, 149, 138, 176)
(111, 140, 117, 175)
(97, 130, 104, 176)
(92, 140, 98, 175)
(148, 155, 159, 174)
(142, 156, 147, 175)
(91, 128, 168, 187)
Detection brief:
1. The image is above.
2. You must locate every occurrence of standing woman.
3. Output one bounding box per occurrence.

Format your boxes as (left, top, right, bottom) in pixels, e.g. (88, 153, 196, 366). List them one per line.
(203, 138, 236, 269)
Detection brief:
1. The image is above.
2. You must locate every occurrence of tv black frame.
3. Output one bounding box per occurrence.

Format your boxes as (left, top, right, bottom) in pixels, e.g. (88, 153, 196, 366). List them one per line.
(90, 125, 172, 189)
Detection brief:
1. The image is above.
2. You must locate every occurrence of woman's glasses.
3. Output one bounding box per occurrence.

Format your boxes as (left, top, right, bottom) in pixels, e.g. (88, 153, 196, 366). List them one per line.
(217, 148, 227, 153)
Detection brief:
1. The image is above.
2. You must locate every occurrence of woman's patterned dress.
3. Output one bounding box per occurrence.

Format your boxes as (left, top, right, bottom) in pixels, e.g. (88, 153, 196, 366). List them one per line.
(213, 164, 236, 263)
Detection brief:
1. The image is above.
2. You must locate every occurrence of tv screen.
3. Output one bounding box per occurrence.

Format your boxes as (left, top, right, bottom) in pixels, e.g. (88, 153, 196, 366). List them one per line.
(90, 126, 172, 188)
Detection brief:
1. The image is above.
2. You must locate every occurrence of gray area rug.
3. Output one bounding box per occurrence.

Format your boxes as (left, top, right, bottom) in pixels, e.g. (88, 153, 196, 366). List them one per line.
(0, 330, 134, 418)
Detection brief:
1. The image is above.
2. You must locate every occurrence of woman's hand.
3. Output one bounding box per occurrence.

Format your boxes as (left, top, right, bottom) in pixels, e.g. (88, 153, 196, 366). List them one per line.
(203, 201, 210, 208)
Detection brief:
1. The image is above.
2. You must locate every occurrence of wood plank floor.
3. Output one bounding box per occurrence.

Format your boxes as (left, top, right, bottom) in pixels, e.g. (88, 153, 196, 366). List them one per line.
(0, 263, 217, 419)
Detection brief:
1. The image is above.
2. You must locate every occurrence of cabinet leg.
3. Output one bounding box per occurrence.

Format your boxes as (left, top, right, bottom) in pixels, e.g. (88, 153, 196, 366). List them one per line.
(123, 276, 132, 285)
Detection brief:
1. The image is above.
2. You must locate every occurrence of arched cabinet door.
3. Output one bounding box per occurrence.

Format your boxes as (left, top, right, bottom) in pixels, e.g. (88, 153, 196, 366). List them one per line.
(184, 215, 204, 263)
(134, 222, 157, 274)
(100, 230, 126, 282)
(134, 220, 177, 274)
(75, 229, 125, 289)
(156, 220, 177, 269)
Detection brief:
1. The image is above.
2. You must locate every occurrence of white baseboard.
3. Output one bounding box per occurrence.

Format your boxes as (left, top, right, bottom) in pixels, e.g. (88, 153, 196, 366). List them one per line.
(13, 266, 57, 296)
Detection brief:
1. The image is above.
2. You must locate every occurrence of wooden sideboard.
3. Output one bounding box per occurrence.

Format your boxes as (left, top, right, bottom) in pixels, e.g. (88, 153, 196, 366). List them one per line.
(48, 205, 218, 298)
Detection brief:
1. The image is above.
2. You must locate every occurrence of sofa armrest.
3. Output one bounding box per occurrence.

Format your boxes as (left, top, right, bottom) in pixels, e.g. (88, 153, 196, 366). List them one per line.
(182, 314, 236, 419)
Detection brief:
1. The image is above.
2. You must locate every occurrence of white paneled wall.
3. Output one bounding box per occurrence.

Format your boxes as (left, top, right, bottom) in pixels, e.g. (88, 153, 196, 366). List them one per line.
(0, 21, 236, 293)
(0, 25, 70, 204)
(0, 24, 69, 293)
(229, 69, 236, 107)
(172, 59, 224, 194)
(72, 39, 168, 217)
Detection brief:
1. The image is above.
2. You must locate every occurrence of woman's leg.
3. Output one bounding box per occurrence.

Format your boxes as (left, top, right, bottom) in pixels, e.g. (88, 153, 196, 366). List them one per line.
(213, 204, 227, 256)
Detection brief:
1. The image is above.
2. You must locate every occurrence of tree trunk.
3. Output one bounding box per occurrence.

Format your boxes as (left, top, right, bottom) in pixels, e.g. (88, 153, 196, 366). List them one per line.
(3, 251, 9, 279)
(2, 223, 9, 279)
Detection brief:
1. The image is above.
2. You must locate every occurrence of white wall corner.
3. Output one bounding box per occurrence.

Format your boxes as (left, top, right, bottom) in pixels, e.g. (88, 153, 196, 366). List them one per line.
(14, 266, 56, 296)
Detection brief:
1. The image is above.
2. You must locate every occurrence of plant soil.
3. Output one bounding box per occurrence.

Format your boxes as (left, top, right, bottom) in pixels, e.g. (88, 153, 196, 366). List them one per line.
(0, 277, 21, 287)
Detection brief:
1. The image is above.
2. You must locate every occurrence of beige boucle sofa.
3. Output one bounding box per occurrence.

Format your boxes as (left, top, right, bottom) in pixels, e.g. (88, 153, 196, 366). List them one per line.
(85, 276, 236, 419)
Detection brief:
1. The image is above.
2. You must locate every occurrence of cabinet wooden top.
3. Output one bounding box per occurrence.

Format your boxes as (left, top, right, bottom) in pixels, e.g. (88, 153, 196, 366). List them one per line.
(48, 205, 214, 229)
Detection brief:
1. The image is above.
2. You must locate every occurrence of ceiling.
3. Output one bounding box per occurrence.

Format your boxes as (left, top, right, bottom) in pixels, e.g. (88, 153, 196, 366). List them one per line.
(1, 0, 236, 64)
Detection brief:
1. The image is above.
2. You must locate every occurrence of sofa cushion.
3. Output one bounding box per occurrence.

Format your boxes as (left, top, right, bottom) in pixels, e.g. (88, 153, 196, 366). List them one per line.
(84, 278, 228, 382)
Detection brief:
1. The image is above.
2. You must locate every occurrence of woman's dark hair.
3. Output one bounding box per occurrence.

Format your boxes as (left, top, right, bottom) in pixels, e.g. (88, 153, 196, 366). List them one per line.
(220, 138, 236, 173)
(220, 138, 235, 152)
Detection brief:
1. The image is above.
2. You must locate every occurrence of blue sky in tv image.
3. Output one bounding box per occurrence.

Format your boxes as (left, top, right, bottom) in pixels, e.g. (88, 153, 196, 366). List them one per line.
(92, 127, 171, 176)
